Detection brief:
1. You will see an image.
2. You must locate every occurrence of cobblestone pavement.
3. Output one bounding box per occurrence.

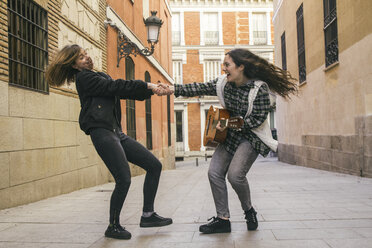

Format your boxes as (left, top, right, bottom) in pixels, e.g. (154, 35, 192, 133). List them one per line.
(0, 157, 372, 248)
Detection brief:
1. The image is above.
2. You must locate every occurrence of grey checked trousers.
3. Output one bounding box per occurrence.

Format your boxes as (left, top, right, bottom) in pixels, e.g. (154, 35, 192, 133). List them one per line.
(208, 139, 258, 218)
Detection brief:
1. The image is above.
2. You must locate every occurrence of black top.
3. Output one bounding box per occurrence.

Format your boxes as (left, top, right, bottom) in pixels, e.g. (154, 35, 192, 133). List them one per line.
(75, 69, 153, 134)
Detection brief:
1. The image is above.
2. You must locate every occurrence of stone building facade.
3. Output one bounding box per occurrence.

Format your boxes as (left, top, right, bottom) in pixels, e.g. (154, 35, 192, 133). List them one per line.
(0, 0, 174, 210)
(273, 0, 372, 177)
(169, 0, 275, 159)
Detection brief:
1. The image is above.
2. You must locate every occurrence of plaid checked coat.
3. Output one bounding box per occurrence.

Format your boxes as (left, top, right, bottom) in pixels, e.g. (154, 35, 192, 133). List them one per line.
(174, 77, 271, 156)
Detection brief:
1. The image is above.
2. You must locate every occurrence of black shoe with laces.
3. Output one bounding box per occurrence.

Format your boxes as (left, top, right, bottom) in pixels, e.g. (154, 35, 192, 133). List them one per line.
(140, 212, 173, 227)
(199, 217, 231, 234)
(104, 223, 131, 239)
(245, 207, 258, 231)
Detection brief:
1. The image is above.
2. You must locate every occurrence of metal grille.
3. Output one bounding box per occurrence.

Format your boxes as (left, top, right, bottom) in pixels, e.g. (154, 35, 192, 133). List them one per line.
(172, 31, 180, 45)
(281, 32, 287, 71)
(323, 0, 338, 67)
(296, 4, 306, 83)
(7, 0, 48, 92)
(145, 71, 152, 150)
(204, 31, 219, 45)
(253, 31, 267, 45)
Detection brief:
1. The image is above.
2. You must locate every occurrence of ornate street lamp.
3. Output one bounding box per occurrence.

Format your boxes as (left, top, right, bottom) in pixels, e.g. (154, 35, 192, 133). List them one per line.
(117, 11, 163, 66)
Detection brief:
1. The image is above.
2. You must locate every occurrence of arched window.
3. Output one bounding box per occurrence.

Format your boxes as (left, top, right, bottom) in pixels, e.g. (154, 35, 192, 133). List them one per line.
(145, 71, 152, 149)
(125, 57, 136, 139)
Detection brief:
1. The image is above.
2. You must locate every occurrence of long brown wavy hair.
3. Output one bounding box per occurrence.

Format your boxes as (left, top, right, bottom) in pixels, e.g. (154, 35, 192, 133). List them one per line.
(226, 49, 298, 98)
(46, 44, 82, 87)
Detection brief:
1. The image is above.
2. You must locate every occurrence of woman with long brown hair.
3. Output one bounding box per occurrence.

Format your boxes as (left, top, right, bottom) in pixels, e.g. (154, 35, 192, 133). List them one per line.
(46, 44, 172, 240)
(168, 48, 297, 234)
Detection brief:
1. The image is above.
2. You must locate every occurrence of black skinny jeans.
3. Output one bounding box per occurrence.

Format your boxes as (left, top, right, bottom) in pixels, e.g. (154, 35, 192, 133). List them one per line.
(90, 128, 162, 222)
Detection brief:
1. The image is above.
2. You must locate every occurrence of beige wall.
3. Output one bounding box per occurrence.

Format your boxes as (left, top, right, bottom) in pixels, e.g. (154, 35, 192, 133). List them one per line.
(274, 0, 372, 142)
(273, 0, 372, 177)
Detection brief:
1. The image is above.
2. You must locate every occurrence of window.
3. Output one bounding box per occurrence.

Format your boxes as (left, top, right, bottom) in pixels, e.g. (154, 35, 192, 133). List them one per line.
(8, 0, 48, 92)
(175, 111, 183, 142)
(281, 32, 287, 70)
(142, 0, 149, 19)
(125, 57, 136, 139)
(203, 13, 219, 45)
(167, 95, 171, 146)
(172, 60, 183, 84)
(172, 13, 181, 45)
(252, 13, 267, 45)
(203, 60, 220, 82)
(296, 4, 306, 83)
(323, 0, 338, 67)
(145, 72, 152, 150)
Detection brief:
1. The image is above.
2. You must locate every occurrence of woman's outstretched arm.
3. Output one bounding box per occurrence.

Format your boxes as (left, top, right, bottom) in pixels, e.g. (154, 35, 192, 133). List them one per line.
(76, 70, 153, 100)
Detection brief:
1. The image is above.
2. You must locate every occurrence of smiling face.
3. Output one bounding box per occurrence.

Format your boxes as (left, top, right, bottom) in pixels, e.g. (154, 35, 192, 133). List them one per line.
(72, 49, 93, 71)
(222, 54, 247, 86)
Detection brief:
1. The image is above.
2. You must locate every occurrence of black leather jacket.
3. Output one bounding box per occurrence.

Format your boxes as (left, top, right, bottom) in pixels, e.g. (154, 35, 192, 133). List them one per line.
(75, 70, 153, 134)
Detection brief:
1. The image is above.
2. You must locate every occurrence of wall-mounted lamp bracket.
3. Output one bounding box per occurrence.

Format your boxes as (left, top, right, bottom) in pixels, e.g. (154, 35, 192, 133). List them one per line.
(117, 32, 154, 67)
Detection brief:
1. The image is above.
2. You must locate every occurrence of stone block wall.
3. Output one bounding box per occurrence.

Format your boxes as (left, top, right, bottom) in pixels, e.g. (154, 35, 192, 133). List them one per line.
(0, 0, 175, 210)
(0, 0, 111, 210)
(278, 115, 372, 178)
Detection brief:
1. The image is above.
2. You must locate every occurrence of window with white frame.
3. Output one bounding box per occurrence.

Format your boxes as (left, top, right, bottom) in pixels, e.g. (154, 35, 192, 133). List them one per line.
(203, 13, 219, 45)
(252, 13, 267, 45)
(172, 13, 181, 45)
(203, 60, 220, 82)
(142, 0, 149, 19)
(173, 60, 183, 84)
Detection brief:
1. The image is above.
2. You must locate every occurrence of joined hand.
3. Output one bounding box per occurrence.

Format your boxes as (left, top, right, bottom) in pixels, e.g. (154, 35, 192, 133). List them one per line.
(148, 82, 174, 96)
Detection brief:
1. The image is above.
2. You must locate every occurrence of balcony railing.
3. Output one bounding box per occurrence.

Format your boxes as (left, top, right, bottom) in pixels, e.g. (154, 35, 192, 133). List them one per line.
(204, 31, 219, 45)
(325, 37, 338, 67)
(253, 31, 267, 45)
(172, 31, 181, 45)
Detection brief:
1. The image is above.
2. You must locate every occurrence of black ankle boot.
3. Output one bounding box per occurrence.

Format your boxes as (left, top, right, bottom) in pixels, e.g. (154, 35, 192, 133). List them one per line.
(105, 209, 131, 239)
(199, 217, 231, 234)
(105, 223, 131, 239)
(245, 207, 258, 231)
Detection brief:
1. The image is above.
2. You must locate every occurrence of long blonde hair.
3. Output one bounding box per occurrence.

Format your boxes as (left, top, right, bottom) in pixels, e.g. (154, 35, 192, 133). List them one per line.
(46, 44, 82, 87)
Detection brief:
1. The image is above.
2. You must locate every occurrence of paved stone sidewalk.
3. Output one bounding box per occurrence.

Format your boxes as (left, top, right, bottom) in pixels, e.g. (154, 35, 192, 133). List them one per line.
(0, 157, 372, 248)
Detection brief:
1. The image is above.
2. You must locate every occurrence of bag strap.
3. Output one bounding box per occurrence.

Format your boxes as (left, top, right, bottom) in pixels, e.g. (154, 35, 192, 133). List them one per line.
(216, 74, 227, 108)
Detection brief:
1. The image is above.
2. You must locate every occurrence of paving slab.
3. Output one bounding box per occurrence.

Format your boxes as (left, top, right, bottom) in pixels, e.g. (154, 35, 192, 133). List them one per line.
(0, 157, 372, 248)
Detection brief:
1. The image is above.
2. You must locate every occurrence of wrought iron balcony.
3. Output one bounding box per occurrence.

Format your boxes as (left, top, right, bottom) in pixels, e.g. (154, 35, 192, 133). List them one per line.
(253, 31, 267, 45)
(172, 31, 181, 45)
(204, 31, 219, 45)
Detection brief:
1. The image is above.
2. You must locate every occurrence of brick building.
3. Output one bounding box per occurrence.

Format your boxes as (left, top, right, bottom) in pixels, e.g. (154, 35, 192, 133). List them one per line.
(169, 0, 275, 159)
(105, 0, 175, 175)
(0, 0, 174, 210)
